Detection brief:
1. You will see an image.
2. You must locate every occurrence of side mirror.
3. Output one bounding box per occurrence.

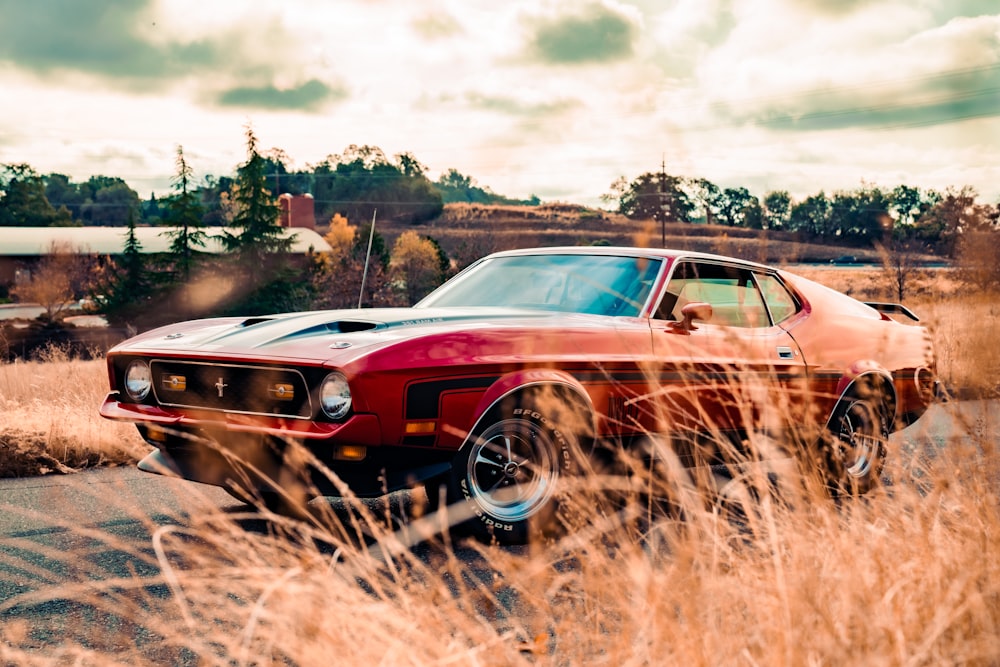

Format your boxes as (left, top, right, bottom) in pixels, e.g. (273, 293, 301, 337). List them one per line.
(669, 302, 713, 332)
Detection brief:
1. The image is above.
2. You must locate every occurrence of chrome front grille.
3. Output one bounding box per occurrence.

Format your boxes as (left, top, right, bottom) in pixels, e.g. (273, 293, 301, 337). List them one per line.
(149, 360, 312, 419)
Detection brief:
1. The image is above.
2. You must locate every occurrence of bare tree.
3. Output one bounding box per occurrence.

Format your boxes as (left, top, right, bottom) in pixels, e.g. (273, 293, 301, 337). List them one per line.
(875, 238, 924, 302)
(11, 242, 90, 321)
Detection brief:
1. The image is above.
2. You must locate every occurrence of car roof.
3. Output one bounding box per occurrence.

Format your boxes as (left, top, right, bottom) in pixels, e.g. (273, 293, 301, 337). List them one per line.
(486, 246, 774, 271)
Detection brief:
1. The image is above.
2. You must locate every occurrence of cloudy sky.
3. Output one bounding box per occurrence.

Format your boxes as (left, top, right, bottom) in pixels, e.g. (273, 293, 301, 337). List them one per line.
(1, 0, 998, 208)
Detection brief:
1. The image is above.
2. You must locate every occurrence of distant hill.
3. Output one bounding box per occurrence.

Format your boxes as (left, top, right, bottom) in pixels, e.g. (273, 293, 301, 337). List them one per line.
(338, 202, 921, 269)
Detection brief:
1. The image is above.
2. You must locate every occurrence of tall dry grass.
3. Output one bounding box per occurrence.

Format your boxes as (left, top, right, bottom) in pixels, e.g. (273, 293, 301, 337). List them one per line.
(0, 345, 145, 475)
(0, 401, 997, 665)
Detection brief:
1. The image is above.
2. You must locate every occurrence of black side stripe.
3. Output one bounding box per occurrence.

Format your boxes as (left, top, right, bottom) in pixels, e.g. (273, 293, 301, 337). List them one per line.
(405, 376, 499, 420)
(404, 367, 828, 421)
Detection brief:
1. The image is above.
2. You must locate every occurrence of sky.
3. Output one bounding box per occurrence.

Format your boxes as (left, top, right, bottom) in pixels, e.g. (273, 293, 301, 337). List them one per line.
(0, 0, 998, 209)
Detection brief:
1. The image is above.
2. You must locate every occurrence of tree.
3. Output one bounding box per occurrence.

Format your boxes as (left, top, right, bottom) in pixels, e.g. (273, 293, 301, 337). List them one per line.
(10, 242, 88, 321)
(612, 171, 695, 226)
(390, 231, 444, 304)
(323, 213, 356, 259)
(717, 187, 758, 227)
(311, 214, 398, 310)
(423, 235, 451, 282)
(912, 186, 980, 256)
(876, 238, 924, 302)
(763, 191, 791, 230)
(307, 145, 443, 225)
(80, 178, 140, 226)
(828, 184, 891, 245)
(954, 201, 1000, 289)
(433, 168, 537, 206)
(221, 125, 292, 269)
(162, 146, 208, 282)
(686, 178, 723, 224)
(43, 173, 86, 221)
(90, 210, 156, 326)
(0, 164, 62, 226)
(788, 192, 832, 238)
(890, 185, 924, 228)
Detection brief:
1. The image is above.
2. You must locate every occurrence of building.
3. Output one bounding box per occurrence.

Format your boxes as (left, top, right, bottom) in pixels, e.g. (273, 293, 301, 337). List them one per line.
(278, 194, 317, 229)
(0, 226, 332, 287)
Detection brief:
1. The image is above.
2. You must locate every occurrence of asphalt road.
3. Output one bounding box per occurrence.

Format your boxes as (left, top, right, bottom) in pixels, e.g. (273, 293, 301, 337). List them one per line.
(0, 399, 993, 657)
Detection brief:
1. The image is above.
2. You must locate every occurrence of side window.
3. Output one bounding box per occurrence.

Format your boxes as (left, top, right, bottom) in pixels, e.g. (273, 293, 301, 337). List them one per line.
(755, 272, 800, 324)
(654, 261, 769, 328)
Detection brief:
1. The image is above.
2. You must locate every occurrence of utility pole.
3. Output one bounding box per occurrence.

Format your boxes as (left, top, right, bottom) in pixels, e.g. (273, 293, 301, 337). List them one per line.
(658, 156, 670, 247)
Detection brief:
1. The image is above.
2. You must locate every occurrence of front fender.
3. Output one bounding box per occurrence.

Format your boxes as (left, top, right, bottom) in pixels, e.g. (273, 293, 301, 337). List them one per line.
(465, 369, 596, 443)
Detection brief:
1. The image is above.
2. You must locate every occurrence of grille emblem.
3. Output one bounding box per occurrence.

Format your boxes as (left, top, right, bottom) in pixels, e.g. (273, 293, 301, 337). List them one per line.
(215, 377, 228, 398)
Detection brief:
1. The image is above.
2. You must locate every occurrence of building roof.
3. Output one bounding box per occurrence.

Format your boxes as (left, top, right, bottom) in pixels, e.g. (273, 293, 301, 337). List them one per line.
(0, 226, 332, 256)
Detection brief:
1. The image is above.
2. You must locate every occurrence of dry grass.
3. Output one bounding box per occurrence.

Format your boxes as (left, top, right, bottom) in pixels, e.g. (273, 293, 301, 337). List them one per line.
(0, 405, 997, 665)
(0, 347, 146, 475)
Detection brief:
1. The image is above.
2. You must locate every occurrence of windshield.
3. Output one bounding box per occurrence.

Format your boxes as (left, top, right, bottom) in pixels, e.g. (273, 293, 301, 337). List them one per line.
(416, 254, 663, 317)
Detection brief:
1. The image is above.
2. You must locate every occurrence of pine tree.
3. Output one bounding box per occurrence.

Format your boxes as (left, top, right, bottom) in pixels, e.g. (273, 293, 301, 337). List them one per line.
(222, 125, 291, 271)
(92, 208, 155, 327)
(163, 145, 207, 282)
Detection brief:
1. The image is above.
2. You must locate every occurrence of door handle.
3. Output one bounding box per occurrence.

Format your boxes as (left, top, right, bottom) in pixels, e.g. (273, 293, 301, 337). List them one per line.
(776, 346, 795, 359)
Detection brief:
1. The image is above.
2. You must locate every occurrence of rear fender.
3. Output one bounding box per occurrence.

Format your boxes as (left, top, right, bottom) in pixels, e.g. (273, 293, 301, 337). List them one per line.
(825, 364, 897, 432)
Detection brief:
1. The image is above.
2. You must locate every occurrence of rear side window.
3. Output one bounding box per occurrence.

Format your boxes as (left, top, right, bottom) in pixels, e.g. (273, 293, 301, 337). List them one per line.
(754, 272, 800, 324)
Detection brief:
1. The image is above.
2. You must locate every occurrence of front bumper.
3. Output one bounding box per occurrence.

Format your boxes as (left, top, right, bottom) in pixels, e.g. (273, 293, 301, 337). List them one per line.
(100, 393, 382, 444)
(103, 394, 452, 497)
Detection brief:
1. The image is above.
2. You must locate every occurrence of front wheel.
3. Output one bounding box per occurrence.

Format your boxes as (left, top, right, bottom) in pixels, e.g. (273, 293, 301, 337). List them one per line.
(450, 404, 583, 544)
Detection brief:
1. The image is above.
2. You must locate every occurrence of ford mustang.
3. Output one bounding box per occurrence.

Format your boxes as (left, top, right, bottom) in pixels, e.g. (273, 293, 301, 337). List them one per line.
(100, 247, 937, 543)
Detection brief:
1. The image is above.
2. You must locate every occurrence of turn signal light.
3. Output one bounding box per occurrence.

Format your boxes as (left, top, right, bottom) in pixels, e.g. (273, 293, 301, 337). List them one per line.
(162, 375, 187, 391)
(146, 425, 168, 442)
(268, 383, 295, 401)
(334, 445, 367, 461)
(404, 421, 436, 434)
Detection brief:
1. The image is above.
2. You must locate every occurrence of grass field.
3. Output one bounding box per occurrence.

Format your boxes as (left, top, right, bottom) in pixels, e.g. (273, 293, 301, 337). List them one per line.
(0, 266, 997, 664)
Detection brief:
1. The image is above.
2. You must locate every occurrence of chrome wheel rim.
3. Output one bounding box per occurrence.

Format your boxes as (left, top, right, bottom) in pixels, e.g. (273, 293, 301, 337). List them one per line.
(466, 418, 559, 523)
(839, 401, 881, 478)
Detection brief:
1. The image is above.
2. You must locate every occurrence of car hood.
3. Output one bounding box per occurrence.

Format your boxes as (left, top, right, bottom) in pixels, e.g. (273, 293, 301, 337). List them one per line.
(110, 306, 614, 364)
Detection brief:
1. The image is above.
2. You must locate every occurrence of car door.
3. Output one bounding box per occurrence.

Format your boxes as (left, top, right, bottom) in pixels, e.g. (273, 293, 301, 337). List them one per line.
(648, 260, 807, 462)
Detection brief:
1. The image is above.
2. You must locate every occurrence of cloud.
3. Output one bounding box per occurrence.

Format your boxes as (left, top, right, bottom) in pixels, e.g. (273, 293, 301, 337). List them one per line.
(526, 2, 640, 64)
(0, 0, 174, 81)
(464, 92, 581, 117)
(412, 11, 463, 40)
(0, 0, 343, 112)
(698, 9, 1000, 133)
(215, 79, 347, 111)
(786, 0, 868, 16)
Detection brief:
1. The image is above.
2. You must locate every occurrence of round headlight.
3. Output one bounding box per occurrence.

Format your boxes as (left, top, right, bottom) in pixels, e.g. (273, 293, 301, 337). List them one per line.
(320, 372, 352, 420)
(124, 360, 152, 401)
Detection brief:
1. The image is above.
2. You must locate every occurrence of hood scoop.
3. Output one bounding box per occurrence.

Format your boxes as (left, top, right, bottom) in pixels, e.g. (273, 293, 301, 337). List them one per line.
(240, 317, 275, 328)
(335, 320, 378, 333)
(243, 317, 383, 348)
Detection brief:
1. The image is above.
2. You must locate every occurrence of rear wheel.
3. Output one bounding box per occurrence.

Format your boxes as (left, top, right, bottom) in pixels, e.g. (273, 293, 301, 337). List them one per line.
(826, 396, 888, 495)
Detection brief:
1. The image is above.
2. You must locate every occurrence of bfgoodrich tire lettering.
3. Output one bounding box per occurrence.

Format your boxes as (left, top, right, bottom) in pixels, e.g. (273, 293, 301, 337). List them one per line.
(451, 403, 579, 544)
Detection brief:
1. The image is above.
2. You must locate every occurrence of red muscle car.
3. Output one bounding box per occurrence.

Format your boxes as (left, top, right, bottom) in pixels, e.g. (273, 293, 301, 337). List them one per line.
(100, 247, 937, 543)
